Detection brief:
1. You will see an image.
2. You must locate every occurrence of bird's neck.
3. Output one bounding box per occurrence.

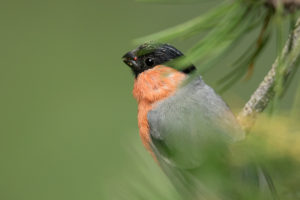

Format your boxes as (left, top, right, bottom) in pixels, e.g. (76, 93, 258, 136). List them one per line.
(132, 65, 186, 152)
(133, 65, 186, 103)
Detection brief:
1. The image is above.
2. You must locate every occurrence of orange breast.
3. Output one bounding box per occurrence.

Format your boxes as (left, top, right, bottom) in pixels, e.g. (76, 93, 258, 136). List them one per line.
(132, 65, 186, 153)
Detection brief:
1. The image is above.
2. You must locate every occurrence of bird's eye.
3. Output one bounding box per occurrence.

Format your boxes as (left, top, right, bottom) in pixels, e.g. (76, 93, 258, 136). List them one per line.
(145, 58, 155, 67)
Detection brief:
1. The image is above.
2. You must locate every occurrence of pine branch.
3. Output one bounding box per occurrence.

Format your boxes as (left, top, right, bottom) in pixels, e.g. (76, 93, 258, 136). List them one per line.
(237, 17, 300, 132)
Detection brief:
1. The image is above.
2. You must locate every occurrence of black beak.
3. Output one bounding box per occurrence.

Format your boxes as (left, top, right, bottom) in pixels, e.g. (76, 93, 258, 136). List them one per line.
(122, 51, 139, 69)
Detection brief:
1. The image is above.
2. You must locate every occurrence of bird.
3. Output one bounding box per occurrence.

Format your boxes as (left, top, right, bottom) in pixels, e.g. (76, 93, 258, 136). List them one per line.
(122, 42, 276, 200)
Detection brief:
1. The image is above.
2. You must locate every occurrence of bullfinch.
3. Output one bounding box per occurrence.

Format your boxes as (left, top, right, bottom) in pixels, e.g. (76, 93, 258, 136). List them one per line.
(122, 42, 275, 200)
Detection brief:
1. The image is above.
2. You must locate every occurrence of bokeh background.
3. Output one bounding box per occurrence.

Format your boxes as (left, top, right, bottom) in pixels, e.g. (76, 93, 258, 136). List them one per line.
(1, 0, 299, 200)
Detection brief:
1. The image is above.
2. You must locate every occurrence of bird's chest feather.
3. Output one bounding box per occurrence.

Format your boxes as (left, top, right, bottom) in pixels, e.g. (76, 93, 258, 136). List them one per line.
(132, 65, 186, 152)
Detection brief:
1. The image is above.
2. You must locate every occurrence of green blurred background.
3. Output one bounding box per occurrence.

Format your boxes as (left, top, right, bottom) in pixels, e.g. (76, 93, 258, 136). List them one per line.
(0, 0, 299, 200)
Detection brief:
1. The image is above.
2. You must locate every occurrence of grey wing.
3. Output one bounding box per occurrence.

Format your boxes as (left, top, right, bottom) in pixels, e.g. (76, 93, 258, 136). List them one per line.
(148, 77, 245, 169)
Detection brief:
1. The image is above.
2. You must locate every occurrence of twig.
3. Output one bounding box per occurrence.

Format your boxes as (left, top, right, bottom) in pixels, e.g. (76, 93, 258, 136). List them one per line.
(237, 17, 300, 132)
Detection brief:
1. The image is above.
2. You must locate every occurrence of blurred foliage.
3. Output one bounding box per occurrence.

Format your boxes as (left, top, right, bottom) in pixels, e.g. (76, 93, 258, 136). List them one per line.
(115, 114, 300, 200)
(137, 0, 300, 92)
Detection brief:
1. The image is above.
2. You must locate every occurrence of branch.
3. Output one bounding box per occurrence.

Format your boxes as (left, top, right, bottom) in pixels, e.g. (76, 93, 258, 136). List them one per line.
(237, 17, 300, 132)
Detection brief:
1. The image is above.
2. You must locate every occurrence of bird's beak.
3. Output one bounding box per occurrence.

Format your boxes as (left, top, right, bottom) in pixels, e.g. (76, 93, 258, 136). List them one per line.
(122, 51, 139, 70)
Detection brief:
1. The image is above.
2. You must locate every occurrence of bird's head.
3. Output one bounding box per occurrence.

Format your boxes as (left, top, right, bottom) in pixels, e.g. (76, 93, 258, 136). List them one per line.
(122, 42, 196, 77)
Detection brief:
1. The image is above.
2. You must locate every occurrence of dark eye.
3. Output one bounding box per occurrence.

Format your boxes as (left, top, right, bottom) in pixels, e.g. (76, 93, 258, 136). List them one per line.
(145, 58, 155, 67)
